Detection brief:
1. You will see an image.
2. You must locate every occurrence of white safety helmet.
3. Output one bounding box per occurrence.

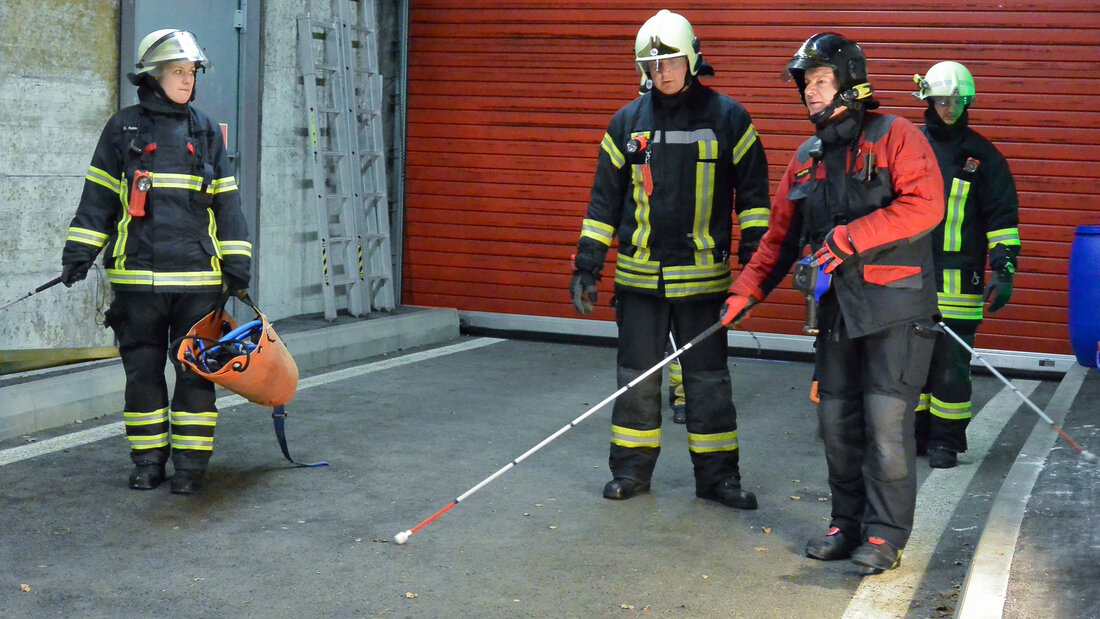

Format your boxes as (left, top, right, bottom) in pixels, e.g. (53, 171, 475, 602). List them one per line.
(135, 29, 212, 75)
(913, 61, 975, 103)
(634, 10, 708, 94)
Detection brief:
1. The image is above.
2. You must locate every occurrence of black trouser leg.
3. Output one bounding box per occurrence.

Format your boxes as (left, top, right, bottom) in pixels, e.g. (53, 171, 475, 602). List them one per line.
(609, 293, 666, 483)
(816, 305, 935, 549)
(926, 321, 977, 453)
(168, 292, 221, 471)
(111, 292, 172, 466)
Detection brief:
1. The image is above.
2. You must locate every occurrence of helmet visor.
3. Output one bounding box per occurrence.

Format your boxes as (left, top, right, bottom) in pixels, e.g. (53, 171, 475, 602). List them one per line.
(137, 31, 212, 73)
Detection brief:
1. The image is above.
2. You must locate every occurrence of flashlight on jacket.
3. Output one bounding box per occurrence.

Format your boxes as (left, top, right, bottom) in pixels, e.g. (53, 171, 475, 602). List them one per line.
(625, 135, 648, 154)
(792, 256, 831, 335)
(128, 170, 152, 217)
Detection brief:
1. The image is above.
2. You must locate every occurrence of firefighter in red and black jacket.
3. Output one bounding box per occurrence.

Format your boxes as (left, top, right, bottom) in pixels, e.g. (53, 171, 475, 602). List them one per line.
(722, 33, 943, 574)
(60, 30, 251, 494)
(569, 10, 769, 509)
(912, 61, 1021, 469)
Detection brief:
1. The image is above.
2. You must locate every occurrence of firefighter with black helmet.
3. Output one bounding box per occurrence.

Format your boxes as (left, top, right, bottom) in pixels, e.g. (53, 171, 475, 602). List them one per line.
(569, 10, 770, 509)
(722, 33, 943, 574)
(61, 29, 251, 494)
(912, 61, 1021, 469)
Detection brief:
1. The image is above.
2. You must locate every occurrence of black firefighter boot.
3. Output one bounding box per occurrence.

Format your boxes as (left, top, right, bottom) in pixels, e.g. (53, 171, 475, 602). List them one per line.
(171, 450, 209, 495)
(129, 447, 168, 490)
(129, 462, 167, 490)
(696, 477, 758, 510)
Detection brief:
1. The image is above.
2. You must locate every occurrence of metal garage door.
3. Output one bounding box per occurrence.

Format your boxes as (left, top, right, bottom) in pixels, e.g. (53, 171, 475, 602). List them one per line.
(402, 1, 1100, 355)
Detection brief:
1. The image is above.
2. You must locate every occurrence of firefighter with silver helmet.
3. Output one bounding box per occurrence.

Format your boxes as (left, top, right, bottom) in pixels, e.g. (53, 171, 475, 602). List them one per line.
(723, 33, 943, 574)
(60, 29, 251, 494)
(912, 61, 1021, 469)
(569, 10, 771, 509)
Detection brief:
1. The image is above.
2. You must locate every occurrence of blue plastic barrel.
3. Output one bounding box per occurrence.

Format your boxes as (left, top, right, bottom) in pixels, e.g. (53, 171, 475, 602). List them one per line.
(1068, 225, 1100, 368)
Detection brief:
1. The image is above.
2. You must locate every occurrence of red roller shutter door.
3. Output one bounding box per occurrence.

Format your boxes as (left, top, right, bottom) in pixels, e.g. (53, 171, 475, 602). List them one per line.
(403, 2, 1100, 355)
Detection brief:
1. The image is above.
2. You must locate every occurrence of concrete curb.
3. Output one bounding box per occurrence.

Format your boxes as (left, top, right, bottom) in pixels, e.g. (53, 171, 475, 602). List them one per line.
(0, 307, 460, 442)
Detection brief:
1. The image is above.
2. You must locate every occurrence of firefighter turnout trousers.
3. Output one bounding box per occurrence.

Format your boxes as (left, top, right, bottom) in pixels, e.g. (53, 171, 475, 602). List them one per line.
(915, 320, 978, 455)
(108, 291, 222, 472)
(609, 292, 741, 492)
(815, 298, 937, 550)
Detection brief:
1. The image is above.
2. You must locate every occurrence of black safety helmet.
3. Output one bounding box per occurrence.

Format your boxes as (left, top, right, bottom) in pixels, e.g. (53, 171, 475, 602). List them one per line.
(784, 33, 875, 107)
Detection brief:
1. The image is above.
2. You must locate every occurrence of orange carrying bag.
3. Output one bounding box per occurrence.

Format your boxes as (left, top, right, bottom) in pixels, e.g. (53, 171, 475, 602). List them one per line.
(175, 295, 324, 467)
(176, 298, 298, 407)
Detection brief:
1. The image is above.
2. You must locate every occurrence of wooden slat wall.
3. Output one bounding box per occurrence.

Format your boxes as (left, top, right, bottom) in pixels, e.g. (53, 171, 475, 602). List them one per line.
(403, 0, 1100, 355)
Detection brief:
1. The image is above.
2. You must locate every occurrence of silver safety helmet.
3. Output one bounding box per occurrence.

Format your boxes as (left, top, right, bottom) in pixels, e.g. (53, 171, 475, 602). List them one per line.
(135, 29, 212, 75)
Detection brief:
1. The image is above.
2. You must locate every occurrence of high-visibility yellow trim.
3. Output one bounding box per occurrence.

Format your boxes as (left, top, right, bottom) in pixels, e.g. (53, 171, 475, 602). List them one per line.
(106, 269, 222, 287)
(614, 253, 660, 290)
(664, 262, 731, 298)
(738, 207, 770, 230)
(987, 228, 1020, 249)
(611, 425, 661, 448)
(915, 392, 931, 412)
(129, 433, 170, 449)
(86, 166, 121, 193)
(219, 240, 253, 257)
(206, 209, 221, 258)
(688, 430, 739, 453)
(123, 408, 169, 426)
(580, 218, 615, 246)
(171, 434, 214, 450)
(944, 178, 970, 252)
(171, 411, 218, 427)
(732, 124, 758, 165)
(211, 176, 238, 194)
(65, 226, 109, 247)
(630, 165, 653, 250)
(692, 161, 716, 252)
(929, 396, 972, 420)
(602, 133, 625, 169)
(150, 172, 205, 191)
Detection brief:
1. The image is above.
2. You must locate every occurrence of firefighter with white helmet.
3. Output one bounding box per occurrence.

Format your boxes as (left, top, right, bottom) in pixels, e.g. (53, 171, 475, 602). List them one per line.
(724, 33, 944, 574)
(912, 61, 1021, 469)
(570, 10, 770, 509)
(60, 29, 250, 494)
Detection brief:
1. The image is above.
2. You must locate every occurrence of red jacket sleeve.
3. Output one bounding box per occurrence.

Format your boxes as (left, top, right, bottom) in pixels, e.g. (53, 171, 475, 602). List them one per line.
(846, 118, 944, 255)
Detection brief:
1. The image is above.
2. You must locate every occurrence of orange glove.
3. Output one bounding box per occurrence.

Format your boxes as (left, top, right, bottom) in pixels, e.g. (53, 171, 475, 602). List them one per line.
(812, 226, 855, 274)
(719, 294, 755, 328)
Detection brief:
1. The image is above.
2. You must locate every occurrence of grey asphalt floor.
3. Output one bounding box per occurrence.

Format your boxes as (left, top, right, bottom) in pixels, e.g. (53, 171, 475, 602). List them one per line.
(1, 334, 1096, 618)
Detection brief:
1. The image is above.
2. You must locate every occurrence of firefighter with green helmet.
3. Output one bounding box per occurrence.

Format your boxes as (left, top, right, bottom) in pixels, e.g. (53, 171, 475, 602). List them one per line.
(61, 29, 251, 494)
(569, 9, 769, 508)
(912, 61, 1021, 469)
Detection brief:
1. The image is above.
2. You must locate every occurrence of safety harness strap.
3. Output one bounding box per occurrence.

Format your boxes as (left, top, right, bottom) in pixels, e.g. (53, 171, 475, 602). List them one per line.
(272, 405, 328, 467)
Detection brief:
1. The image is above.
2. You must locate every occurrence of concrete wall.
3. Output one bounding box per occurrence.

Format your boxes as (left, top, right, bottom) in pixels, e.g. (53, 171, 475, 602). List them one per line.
(0, 1, 119, 349)
(0, 0, 403, 352)
(257, 0, 402, 321)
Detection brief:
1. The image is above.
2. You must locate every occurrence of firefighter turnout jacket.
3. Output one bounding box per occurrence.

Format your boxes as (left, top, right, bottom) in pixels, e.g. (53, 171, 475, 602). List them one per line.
(63, 86, 251, 292)
(732, 112, 944, 338)
(574, 83, 770, 299)
(921, 108, 1020, 322)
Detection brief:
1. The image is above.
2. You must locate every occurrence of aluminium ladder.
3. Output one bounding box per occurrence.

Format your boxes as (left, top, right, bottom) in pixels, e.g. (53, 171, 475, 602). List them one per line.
(297, 0, 394, 320)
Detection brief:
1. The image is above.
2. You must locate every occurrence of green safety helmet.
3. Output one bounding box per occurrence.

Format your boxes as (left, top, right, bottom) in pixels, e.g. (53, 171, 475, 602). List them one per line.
(634, 10, 711, 94)
(135, 29, 212, 75)
(913, 61, 975, 103)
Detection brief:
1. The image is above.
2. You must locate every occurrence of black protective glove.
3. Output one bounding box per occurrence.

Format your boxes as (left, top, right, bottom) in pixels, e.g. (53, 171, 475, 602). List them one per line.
(61, 261, 93, 287)
(983, 267, 1014, 313)
(570, 270, 599, 315)
(222, 261, 251, 297)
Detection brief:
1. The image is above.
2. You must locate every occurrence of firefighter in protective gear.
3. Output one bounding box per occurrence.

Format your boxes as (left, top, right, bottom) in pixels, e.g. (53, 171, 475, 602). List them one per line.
(913, 61, 1021, 469)
(61, 29, 251, 494)
(724, 33, 943, 574)
(569, 10, 770, 509)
